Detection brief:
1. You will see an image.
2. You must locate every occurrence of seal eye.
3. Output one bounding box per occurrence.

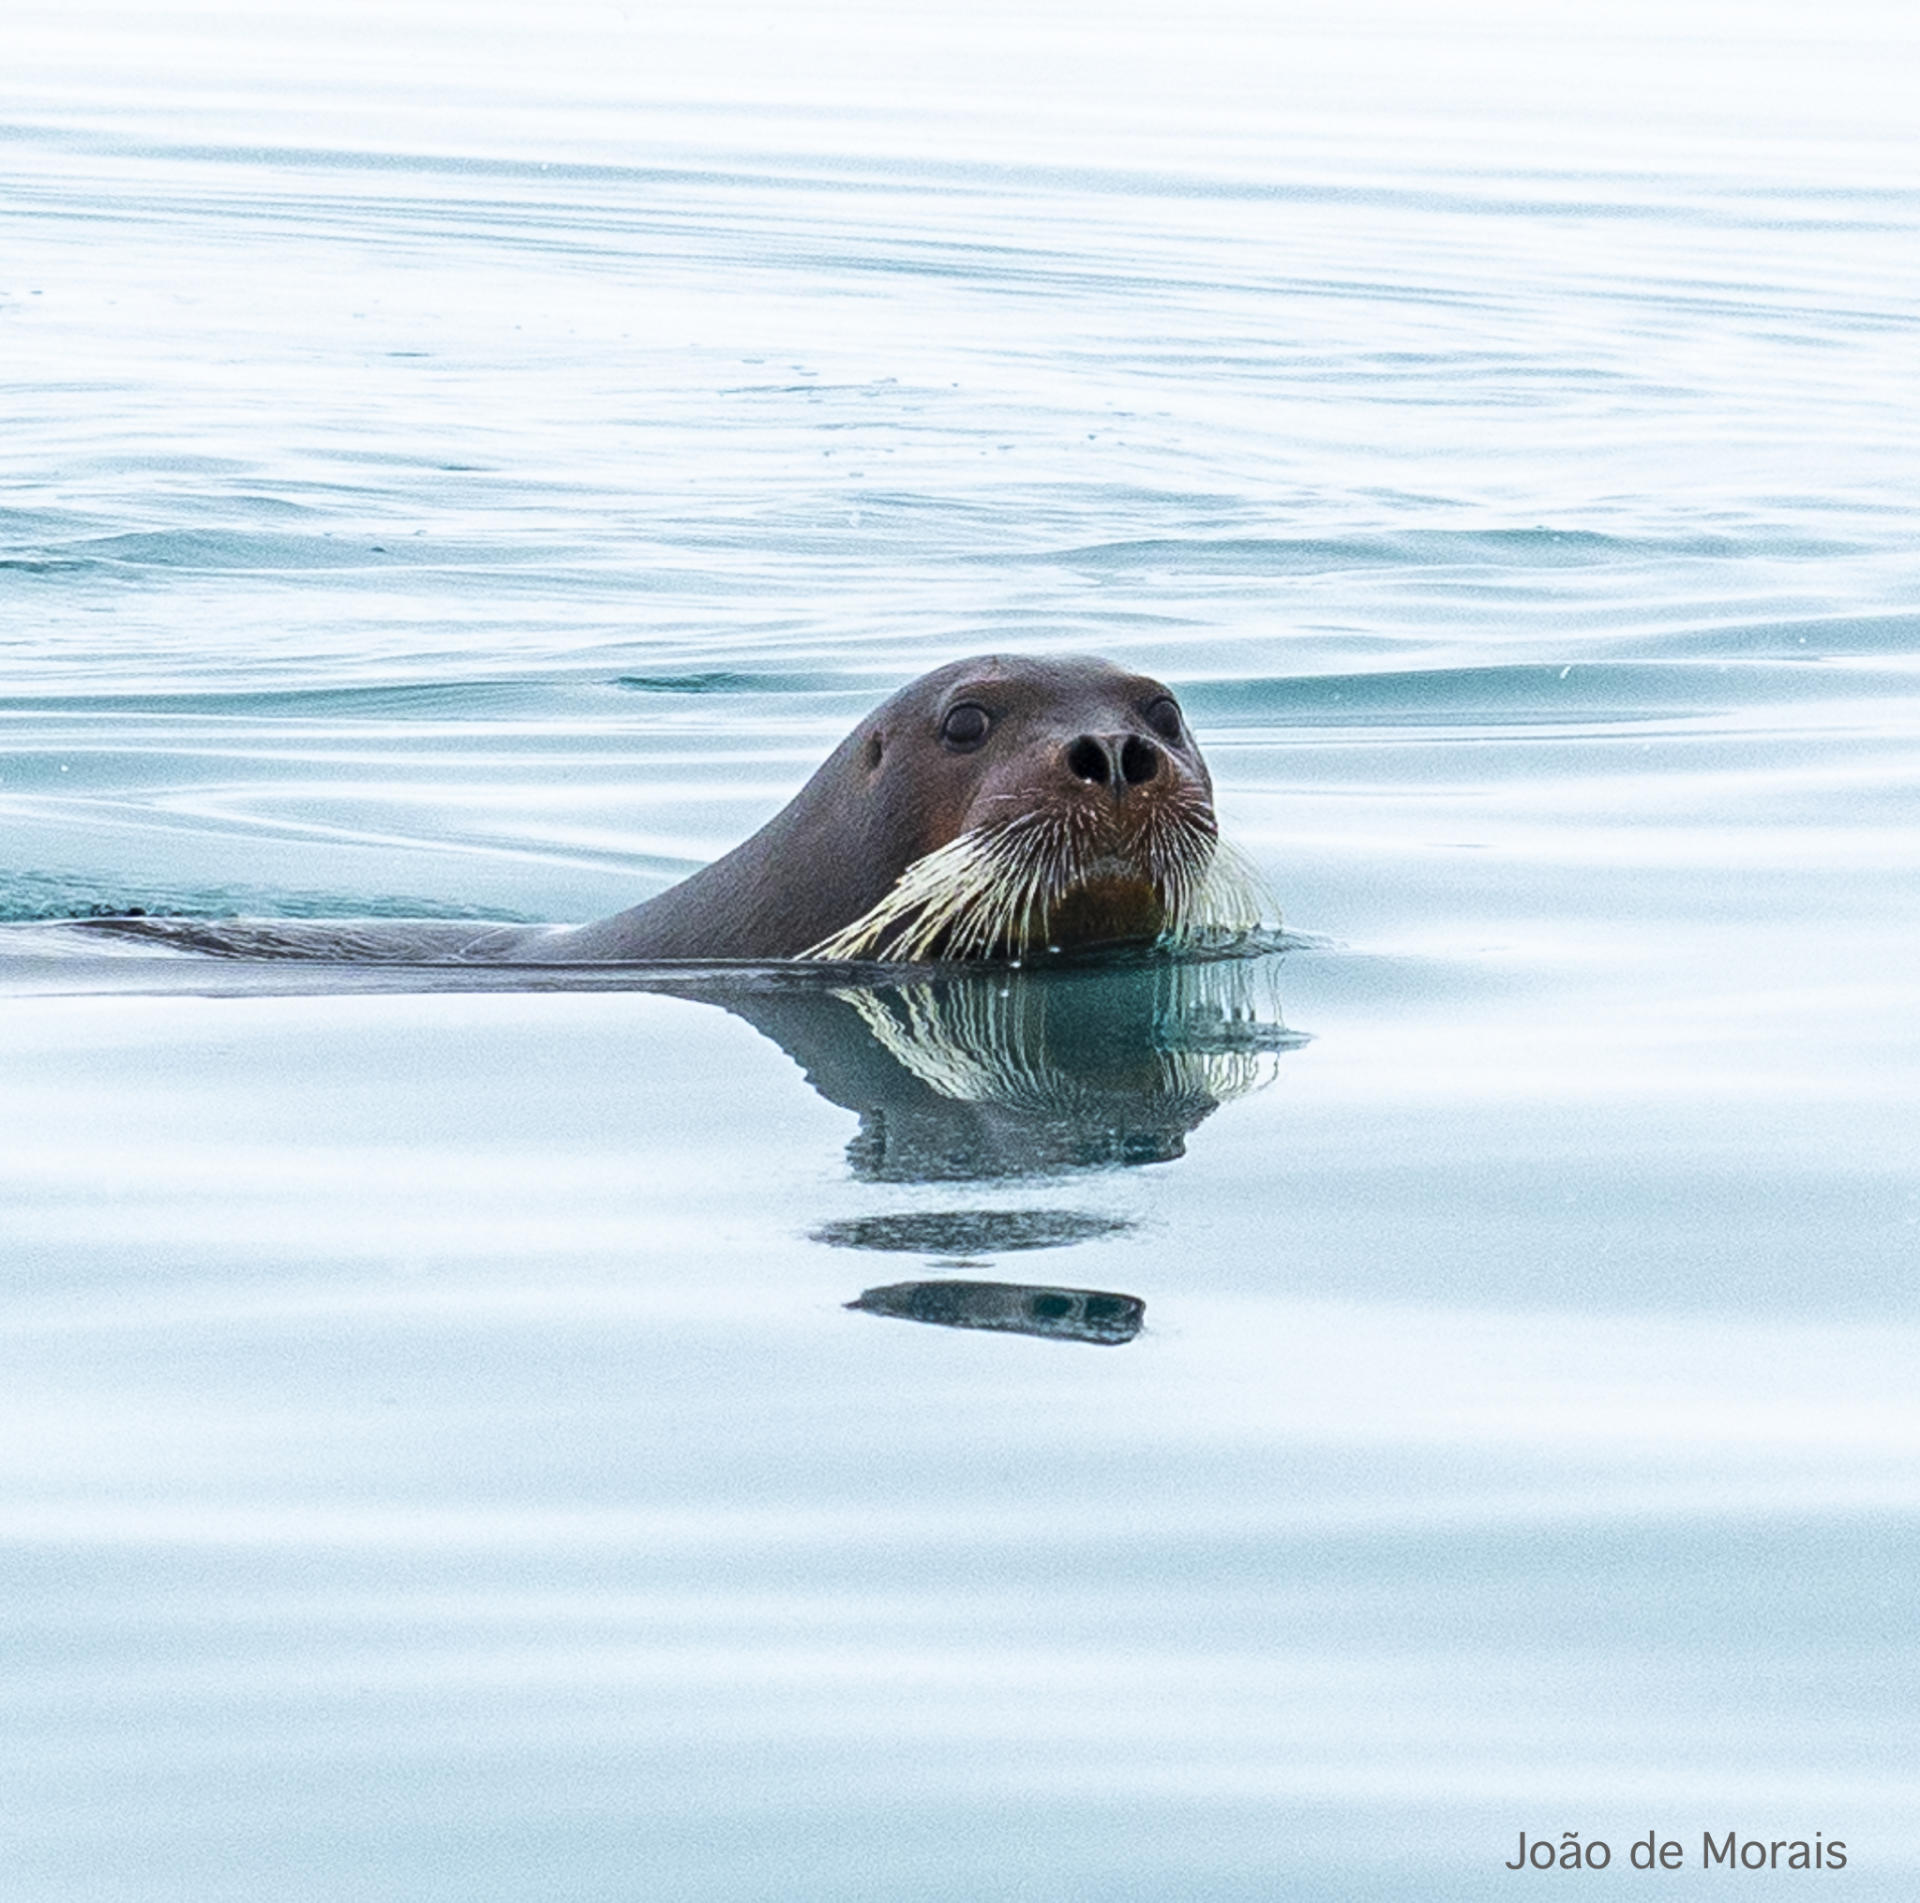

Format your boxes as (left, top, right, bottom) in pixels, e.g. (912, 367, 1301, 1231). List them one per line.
(1144, 696, 1184, 743)
(940, 702, 991, 750)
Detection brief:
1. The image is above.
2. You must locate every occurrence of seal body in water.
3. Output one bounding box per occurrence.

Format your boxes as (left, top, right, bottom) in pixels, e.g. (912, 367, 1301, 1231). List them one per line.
(539, 652, 1260, 962)
(57, 654, 1263, 964)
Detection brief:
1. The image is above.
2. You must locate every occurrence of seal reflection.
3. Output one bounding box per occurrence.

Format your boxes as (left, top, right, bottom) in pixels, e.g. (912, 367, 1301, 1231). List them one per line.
(754, 957, 1301, 1342)
(711, 954, 1304, 1184)
(812, 1210, 1132, 1253)
(846, 1279, 1146, 1346)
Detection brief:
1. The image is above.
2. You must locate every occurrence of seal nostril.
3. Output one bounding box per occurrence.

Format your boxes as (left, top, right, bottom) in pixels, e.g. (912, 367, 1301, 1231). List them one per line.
(1120, 735, 1160, 785)
(1065, 737, 1110, 785)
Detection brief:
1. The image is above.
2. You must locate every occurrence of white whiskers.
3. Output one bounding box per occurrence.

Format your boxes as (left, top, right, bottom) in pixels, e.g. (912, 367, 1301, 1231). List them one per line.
(800, 805, 1273, 963)
(833, 967, 1291, 1110)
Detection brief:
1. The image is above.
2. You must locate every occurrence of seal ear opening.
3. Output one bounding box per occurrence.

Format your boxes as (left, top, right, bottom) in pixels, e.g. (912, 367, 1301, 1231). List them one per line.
(864, 731, 885, 773)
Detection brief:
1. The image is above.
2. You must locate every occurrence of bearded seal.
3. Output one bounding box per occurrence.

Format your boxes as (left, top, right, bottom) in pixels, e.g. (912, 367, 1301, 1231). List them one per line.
(541, 653, 1265, 963)
(51, 654, 1266, 965)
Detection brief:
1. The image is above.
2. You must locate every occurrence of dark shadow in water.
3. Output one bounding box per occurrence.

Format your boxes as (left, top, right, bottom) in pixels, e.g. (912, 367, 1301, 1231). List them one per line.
(814, 1210, 1133, 1253)
(2, 928, 1306, 1324)
(846, 1279, 1145, 1346)
(2, 925, 1307, 1184)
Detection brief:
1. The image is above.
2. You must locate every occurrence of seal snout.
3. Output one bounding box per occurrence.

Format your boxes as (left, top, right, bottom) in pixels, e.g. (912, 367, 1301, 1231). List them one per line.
(1063, 732, 1163, 792)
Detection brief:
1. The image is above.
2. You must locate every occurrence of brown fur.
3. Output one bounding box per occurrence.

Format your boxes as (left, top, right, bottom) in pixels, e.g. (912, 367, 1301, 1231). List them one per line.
(542, 653, 1219, 962)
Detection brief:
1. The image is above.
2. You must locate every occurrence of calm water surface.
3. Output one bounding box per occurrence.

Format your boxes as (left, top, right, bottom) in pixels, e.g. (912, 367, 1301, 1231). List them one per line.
(4, 4, 1919, 1898)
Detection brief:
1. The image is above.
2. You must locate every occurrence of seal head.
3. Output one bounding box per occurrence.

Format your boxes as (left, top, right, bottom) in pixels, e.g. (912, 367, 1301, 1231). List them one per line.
(554, 653, 1261, 963)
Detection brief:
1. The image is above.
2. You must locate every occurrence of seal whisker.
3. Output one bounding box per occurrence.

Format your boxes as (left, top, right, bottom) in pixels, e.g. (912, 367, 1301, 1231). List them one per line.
(801, 800, 1274, 963)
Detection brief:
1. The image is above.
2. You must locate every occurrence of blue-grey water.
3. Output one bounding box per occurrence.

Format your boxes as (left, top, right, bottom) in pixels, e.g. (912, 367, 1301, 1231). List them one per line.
(5, 4, 1919, 1898)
